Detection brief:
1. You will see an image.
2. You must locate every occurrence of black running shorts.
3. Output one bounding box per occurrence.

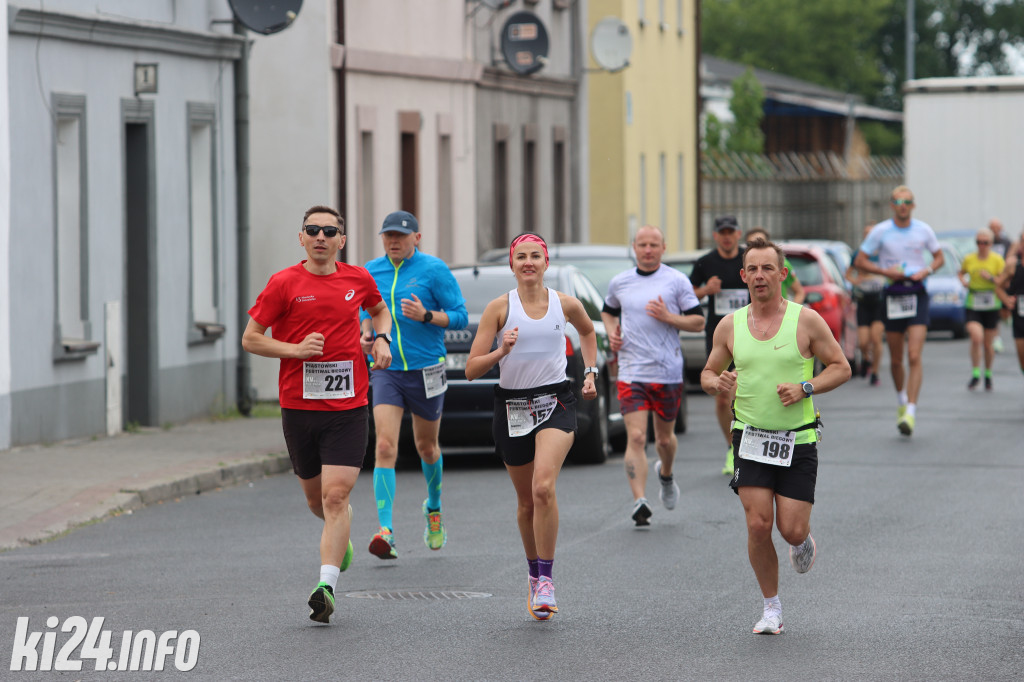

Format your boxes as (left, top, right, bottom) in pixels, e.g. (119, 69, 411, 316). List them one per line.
(281, 406, 368, 479)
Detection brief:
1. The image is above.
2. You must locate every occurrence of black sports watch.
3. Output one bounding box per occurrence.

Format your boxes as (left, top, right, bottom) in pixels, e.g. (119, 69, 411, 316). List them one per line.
(375, 332, 392, 346)
(801, 381, 814, 397)
(422, 310, 434, 323)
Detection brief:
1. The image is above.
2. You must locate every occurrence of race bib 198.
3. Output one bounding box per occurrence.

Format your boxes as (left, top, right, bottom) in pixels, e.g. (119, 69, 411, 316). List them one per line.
(737, 425, 795, 468)
(303, 361, 355, 399)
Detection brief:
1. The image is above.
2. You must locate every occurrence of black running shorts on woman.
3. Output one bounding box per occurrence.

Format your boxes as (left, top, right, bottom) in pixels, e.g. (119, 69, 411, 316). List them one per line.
(492, 381, 577, 467)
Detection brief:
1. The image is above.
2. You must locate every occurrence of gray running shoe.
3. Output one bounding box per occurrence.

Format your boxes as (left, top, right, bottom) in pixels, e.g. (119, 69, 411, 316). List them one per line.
(752, 611, 783, 635)
(631, 498, 653, 526)
(654, 460, 680, 510)
(789, 534, 817, 574)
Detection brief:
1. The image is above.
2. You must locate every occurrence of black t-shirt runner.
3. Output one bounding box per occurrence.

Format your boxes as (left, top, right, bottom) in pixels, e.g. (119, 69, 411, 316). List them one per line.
(689, 248, 747, 350)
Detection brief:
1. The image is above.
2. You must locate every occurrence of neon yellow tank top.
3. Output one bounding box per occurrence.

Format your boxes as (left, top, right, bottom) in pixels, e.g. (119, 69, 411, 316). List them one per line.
(733, 301, 817, 444)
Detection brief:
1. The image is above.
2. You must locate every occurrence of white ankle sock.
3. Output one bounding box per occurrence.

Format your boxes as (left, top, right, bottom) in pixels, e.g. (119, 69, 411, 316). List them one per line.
(764, 595, 781, 613)
(320, 564, 340, 591)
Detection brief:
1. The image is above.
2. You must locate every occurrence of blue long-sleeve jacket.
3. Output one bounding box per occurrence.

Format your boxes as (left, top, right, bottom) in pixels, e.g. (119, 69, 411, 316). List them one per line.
(360, 249, 468, 370)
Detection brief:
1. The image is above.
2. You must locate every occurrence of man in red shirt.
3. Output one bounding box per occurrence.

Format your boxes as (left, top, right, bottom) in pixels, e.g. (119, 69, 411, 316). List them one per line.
(243, 205, 392, 624)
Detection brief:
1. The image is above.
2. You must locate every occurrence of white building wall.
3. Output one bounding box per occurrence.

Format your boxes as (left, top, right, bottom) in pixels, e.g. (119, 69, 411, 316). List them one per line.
(1, 4, 11, 448)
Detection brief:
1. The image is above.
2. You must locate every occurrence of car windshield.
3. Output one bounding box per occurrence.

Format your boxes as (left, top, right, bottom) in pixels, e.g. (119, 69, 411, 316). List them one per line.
(785, 256, 823, 286)
(452, 270, 532, 311)
(550, 257, 632, 294)
(925, 247, 959, 276)
(665, 260, 696, 276)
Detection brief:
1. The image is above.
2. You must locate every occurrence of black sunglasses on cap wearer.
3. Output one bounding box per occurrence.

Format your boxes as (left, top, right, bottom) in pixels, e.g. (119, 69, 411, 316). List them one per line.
(304, 225, 341, 238)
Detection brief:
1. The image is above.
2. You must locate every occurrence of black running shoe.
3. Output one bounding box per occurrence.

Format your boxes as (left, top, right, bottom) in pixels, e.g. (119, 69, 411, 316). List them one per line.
(968, 376, 980, 390)
(308, 584, 335, 624)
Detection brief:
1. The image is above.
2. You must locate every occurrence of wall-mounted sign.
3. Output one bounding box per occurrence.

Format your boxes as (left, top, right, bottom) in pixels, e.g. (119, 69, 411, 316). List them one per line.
(500, 11, 549, 76)
(134, 63, 158, 95)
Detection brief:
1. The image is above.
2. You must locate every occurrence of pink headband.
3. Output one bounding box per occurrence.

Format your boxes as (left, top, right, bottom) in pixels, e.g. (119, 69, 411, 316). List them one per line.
(509, 234, 549, 269)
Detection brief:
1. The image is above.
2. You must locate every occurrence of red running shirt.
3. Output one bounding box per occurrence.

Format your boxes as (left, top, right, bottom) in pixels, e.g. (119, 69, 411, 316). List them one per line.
(248, 262, 383, 410)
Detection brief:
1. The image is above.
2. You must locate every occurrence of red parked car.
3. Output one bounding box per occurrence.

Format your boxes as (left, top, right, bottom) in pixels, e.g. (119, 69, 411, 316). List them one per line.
(780, 243, 857, 364)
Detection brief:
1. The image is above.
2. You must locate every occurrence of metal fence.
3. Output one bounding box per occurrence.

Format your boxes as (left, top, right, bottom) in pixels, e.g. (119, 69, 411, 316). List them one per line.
(699, 151, 905, 248)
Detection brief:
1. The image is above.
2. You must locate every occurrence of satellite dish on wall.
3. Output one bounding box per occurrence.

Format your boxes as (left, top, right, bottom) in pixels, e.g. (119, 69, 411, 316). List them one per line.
(500, 11, 550, 76)
(228, 0, 302, 35)
(591, 16, 632, 72)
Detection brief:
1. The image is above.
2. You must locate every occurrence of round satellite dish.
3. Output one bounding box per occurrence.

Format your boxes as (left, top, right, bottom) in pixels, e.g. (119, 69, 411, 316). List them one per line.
(228, 0, 303, 35)
(591, 16, 632, 72)
(500, 11, 550, 76)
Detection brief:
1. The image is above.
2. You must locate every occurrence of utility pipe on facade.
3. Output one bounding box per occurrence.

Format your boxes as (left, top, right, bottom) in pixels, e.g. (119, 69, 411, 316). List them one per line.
(234, 20, 253, 416)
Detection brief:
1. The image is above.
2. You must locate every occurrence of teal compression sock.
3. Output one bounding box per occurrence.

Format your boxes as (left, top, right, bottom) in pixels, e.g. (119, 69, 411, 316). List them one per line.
(422, 455, 443, 511)
(372, 467, 396, 530)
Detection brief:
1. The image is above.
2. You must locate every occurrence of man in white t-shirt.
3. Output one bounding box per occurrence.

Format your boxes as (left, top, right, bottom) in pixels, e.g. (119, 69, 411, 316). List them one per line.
(854, 185, 943, 437)
(602, 225, 705, 526)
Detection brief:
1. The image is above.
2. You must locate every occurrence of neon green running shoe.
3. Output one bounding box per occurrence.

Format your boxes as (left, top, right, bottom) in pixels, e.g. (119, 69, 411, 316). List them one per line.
(721, 444, 735, 476)
(340, 539, 353, 572)
(897, 405, 907, 420)
(308, 583, 335, 624)
(898, 413, 915, 436)
(423, 499, 447, 550)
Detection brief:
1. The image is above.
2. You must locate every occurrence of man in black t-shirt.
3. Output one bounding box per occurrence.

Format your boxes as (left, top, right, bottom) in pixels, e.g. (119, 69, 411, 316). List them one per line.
(690, 215, 747, 475)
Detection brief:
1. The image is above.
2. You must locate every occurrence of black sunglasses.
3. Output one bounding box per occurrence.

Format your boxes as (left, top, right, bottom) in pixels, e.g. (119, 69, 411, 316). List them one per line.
(303, 225, 341, 238)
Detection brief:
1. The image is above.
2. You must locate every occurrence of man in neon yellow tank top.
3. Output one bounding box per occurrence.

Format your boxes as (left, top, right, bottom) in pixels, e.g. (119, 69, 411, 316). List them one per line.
(701, 237, 852, 635)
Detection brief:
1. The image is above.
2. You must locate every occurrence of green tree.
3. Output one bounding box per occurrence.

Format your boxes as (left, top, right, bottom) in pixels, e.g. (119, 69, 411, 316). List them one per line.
(726, 67, 765, 153)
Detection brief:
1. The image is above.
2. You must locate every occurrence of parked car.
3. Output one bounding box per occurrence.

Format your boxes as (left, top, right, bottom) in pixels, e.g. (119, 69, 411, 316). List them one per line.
(934, 229, 978, 261)
(925, 242, 967, 338)
(662, 249, 711, 386)
(779, 243, 857, 363)
(436, 263, 629, 464)
(783, 239, 855, 292)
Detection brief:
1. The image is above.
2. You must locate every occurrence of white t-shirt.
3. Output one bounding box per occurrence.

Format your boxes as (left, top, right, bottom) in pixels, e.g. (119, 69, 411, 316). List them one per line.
(605, 265, 700, 383)
(860, 218, 940, 278)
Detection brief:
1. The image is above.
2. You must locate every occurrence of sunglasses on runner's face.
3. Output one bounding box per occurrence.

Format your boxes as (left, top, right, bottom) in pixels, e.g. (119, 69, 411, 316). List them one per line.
(304, 225, 340, 237)
(976, 240, 991, 245)
(891, 199, 913, 206)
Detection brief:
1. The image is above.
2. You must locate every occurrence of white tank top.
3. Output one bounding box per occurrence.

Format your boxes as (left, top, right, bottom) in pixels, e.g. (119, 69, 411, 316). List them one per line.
(498, 288, 568, 390)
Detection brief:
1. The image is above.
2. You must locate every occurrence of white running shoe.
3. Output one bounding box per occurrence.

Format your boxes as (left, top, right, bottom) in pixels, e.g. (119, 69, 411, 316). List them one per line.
(654, 460, 680, 510)
(789, 534, 817, 574)
(752, 611, 784, 635)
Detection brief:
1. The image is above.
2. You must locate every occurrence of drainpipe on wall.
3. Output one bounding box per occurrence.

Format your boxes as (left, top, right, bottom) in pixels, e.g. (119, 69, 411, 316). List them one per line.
(234, 20, 253, 416)
(336, 2, 347, 261)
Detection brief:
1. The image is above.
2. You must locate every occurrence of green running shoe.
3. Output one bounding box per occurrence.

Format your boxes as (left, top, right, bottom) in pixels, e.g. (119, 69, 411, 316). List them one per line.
(423, 499, 447, 550)
(340, 539, 353, 572)
(721, 444, 735, 476)
(308, 583, 335, 624)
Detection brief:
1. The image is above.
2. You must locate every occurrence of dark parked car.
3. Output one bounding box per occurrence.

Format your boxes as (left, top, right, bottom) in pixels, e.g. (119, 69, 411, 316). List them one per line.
(438, 264, 629, 464)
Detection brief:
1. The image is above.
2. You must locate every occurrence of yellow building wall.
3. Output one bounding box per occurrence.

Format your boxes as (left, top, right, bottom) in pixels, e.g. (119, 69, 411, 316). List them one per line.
(588, 0, 699, 251)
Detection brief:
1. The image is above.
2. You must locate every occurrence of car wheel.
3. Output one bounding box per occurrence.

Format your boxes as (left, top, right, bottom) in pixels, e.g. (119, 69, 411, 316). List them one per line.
(569, 384, 610, 464)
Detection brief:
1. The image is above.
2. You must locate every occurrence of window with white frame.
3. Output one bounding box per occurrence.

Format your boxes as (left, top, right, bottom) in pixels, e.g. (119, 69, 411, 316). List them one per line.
(187, 103, 222, 343)
(53, 94, 97, 359)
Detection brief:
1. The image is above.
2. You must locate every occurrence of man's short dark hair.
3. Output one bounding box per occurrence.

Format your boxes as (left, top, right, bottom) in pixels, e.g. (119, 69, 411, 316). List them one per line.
(302, 205, 345, 234)
(742, 236, 785, 269)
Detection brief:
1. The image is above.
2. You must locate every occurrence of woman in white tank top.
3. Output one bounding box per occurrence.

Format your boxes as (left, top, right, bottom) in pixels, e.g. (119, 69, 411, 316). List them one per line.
(465, 233, 598, 621)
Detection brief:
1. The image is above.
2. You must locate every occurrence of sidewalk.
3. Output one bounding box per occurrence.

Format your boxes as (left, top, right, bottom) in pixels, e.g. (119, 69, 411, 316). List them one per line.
(0, 417, 290, 551)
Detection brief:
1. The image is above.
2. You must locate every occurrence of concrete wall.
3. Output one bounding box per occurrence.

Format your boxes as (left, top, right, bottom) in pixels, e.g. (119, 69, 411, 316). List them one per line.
(1, 3, 10, 447)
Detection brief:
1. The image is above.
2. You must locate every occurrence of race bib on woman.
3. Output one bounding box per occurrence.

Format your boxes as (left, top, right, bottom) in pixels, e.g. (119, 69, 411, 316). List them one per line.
(505, 394, 557, 437)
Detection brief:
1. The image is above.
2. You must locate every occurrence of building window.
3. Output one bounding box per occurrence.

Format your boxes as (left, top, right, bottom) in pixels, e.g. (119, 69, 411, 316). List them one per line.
(638, 0, 647, 28)
(53, 94, 97, 360)
(358, 131, 375, 264)
(677, 153, 685, 246)
(553, 128, 566, 242)
(639, 153, 647, 226)
(677, 0, 685, 36)
(494, 124, 509, 246)
(659, 152, 667, 232)
(399, 111, 420, 217)
(187, 103, 222, 344)
(523, 124, 538, 234)
(437, 132, 453, 262)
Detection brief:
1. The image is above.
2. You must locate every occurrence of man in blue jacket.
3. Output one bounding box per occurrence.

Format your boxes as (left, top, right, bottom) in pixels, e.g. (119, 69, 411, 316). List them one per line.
(360, 211, 468, 559)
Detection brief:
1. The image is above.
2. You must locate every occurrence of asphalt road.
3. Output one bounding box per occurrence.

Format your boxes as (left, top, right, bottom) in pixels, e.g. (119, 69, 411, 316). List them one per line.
(2, 335, 1022, 681)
